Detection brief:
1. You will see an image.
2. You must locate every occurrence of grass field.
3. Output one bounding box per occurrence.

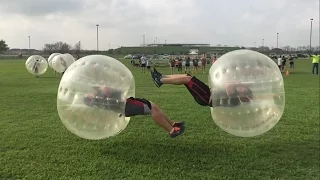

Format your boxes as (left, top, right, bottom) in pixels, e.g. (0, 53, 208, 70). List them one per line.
(0, 58, 319, 180)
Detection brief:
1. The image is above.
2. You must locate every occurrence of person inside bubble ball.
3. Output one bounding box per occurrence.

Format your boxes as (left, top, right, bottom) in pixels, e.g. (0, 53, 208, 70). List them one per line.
(83, 86, 185, 138)
(150, 68, 253, 107)
(32, 59, 40, 78)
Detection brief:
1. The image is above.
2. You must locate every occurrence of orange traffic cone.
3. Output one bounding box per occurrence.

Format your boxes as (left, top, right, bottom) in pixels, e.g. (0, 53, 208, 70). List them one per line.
(286, 70, 290, 75)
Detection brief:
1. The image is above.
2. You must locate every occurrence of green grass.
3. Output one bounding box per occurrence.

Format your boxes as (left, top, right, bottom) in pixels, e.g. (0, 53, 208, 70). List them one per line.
(0, 58, 319, 180)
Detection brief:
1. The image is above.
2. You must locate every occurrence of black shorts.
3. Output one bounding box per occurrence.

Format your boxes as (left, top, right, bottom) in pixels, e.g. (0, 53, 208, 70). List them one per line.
(141, 64, 146, 67)
(185, 76, 252, 107)
(147, 66, 151, 69)
(185, 63, 190, 67)
(185, 76, 211, 106)
(125, 97, 152, 117)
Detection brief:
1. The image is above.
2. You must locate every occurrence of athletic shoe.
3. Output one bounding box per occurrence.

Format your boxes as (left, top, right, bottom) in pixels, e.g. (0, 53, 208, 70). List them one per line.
(153, 67, 162, 77)
(150, 70, 163, 87)
(169, 126, 185, 138)
(172, 121, 185, 128)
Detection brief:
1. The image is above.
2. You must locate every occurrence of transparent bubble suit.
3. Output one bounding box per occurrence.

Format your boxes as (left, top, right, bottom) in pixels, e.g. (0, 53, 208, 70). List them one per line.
(52, 53, 75, 73)
(25, 55, 48, 76)
(209, 50, 285, 137)
(57, 55, 135, 140)
(48, 53, 61, 69)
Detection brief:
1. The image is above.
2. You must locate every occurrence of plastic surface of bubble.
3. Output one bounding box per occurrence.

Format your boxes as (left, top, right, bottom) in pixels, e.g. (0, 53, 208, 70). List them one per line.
(57, 55, 135, 140)
(48, 53, 61, 68)
(25, 55, 48, 75)
(208, 50, 285, 137)
(52, 54, 75, 73)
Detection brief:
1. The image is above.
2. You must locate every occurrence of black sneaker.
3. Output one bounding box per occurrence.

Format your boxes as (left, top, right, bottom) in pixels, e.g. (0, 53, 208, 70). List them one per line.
(172, 121, 185, 128)
(169, 126, 185, 138)
(153, 67, 162, 77)
(150, 70, 163, 88)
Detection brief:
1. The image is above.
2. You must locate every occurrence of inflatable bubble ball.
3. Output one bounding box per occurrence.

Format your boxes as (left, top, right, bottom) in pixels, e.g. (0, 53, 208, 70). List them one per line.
(57, 55, 135, 140)
(208, 49, 285, 137)
(25, 55, 48, 76)
(48, 53, 61, 69)
(52, 53, 75, 73)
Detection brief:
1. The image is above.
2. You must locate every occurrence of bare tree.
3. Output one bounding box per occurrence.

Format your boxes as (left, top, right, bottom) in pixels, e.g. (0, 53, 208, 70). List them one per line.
(43, 41, 72, 54)
(282, 46, 291, 52)
(0, 39, 9, 54)
(73, 41, 81, 59)
(73, 41, 81, 53)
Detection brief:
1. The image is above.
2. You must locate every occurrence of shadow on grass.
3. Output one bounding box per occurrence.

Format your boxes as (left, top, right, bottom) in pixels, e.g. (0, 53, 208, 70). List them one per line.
(97, 136, 319, 176)
(99, 137, 229, 168)
(39, 76, 60, 79)
(286, 71, 312, 75)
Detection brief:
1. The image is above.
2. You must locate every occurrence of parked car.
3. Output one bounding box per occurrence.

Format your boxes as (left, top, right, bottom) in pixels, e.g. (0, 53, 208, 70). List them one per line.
(269, 53, 277, 59)
(152, 54, 159, 59)
(124, 54, 133, 59)
(162, 54, 170, 59)
(132, 54, 142, 59)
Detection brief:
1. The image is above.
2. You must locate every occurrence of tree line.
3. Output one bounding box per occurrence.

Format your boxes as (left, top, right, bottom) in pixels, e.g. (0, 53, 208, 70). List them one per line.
(43, 41, 82, 54)
(0, 39, 319, 55)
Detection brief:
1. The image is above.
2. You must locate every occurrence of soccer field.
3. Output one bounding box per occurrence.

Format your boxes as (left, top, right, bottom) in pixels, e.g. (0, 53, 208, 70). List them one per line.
(0, 58, 319, 180)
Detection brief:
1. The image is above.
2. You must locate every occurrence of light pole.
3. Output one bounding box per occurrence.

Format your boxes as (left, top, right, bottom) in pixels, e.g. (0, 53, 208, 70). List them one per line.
(96, 24, 99, 51)
(310, 18, 313, 52)
(156, 37, 157, 44)
(143, 34, 145, 46)
(262, 39, 264, 47)
(277, 33, 279, 48)
(165, 40, 167, 44)
(254, 42, 256, 48)
(28, 36, 31, 55)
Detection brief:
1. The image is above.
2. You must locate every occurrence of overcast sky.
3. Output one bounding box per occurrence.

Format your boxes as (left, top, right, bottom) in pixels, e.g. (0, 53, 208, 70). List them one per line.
(0, 0, 319, 50)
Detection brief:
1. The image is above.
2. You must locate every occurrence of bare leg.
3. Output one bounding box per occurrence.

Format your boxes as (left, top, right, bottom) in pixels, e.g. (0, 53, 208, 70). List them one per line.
(150, 103, 174, 132)
(162, 74, 189, 78)
(160, 75, 192, 85)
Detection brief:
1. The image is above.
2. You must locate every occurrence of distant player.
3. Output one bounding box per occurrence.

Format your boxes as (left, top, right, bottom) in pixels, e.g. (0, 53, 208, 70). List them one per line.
(281, 56, 286, 71)
(140, 56, 147, 73)
(311, 52, 319, 75)
(169, 57, 175, 74)
(192, 57, 199, 74)
(212, 56, 217, 64)
(83, 86, 185, 138)
(146, 58, 151, 70)
(150, 68, 253, 107)
(185, 56, 191, 74)
(201, 54, 207, 73)
(289, 55, 295, 73)
(177, 56, 183, 73)
(277, 56, 282, 71)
